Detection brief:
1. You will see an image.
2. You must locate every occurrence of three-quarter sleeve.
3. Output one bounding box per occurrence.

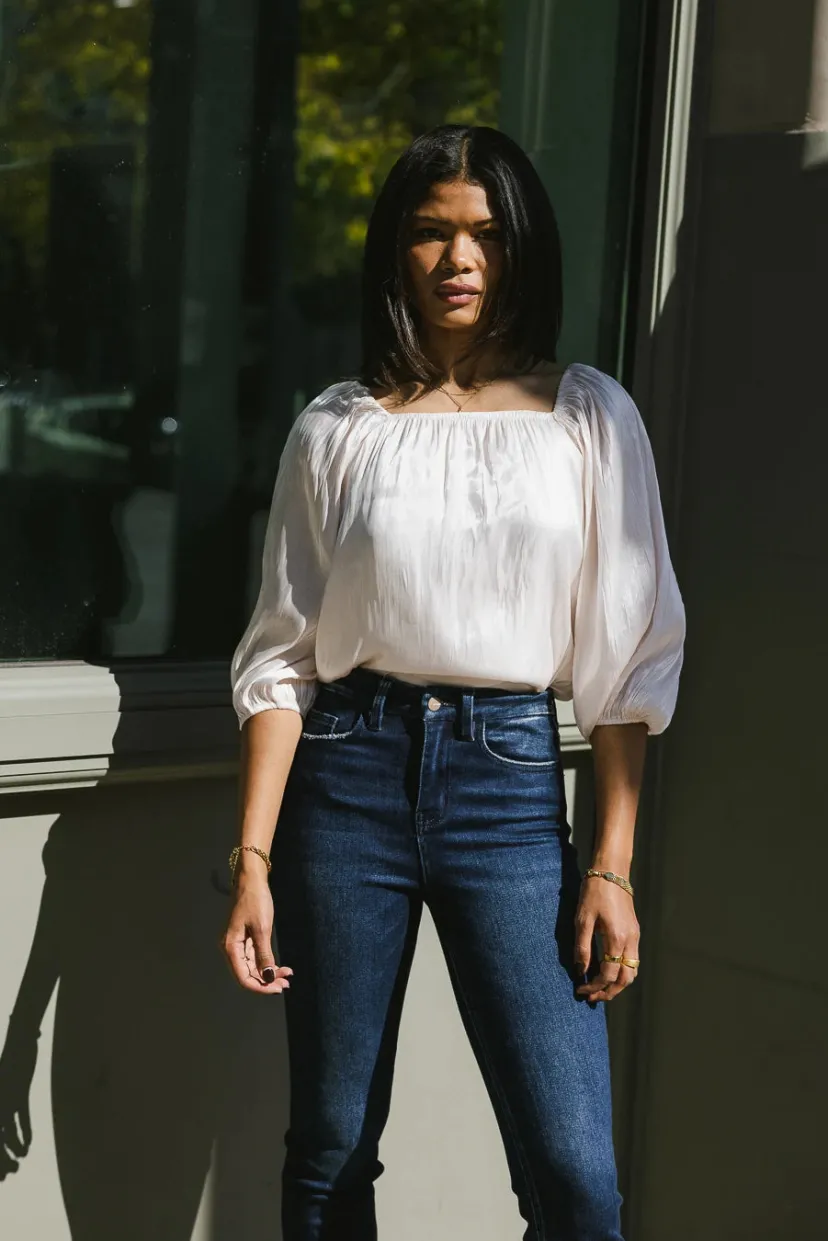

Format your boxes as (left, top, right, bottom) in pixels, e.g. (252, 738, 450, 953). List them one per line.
(570, 369, 685, 740)
(231, 407, 337, 727)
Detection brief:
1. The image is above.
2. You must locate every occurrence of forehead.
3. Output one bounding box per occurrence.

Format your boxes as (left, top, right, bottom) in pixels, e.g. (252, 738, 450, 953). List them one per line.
(413, 180, 496, 222)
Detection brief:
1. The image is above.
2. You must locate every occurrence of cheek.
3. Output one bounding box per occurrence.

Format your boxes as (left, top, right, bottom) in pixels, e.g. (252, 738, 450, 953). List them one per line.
(406, 251, 428, 289)
(406, 247, 441, 313)
(408, 242, 443, 281)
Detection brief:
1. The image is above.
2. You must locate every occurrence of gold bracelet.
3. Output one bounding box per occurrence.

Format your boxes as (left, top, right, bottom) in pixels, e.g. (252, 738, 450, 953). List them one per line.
(229, 844, 272, 883)
(583, 868, 634, 897)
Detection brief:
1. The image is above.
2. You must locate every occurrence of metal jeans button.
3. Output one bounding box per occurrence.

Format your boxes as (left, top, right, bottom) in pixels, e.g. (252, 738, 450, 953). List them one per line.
(427, 696, 441, 711)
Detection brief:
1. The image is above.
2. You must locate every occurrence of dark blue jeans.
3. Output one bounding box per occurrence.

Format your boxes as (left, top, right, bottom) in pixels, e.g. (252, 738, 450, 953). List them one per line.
(272, 668, 623, 1241)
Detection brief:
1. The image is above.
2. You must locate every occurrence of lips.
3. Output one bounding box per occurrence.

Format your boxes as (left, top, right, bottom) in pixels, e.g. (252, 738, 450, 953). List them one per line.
(436, 284, 480, 305)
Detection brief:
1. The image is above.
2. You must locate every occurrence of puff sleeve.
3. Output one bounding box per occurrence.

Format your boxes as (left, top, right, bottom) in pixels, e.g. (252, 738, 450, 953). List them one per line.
(570, 369, 686, 740)
(231, 405, 338, 727)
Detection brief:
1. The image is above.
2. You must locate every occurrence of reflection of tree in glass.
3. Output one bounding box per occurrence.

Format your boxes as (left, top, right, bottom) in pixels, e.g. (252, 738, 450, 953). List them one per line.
(296, 0, 502, 293)
(0, 0, 151, 280)
(0, 0, 501, 325)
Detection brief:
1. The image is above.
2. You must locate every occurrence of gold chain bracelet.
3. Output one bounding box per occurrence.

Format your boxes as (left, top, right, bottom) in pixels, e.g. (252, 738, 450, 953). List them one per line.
(229, 844, 272, 883)
(583, 868, 634, 897)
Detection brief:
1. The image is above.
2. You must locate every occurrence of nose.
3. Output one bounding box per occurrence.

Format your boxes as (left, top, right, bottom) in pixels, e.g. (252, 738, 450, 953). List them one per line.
(442, 230, 476, 272)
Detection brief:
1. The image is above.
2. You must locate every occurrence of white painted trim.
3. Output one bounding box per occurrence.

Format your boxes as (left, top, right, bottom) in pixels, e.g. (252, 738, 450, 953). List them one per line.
(649, 0, 700, 333)
(0, 756, 238, 794)
(0, 662, 119, 719)
(0, 660, 588, 793)
(632, 0, 712, 535)
(0, 661, 237, 793)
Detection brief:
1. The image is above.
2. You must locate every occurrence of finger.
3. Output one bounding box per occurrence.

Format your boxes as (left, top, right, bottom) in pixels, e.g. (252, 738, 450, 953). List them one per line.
(250, 930, 290, 992)
(599, 964, 637, 1001)
(249, 931, 293, 993)
(577, 960, 620, 1000)
(223, 932, 256, 989)
(576, 936, 624, 999)
(251, 928, 276, 981)
(222, 907, 294, 994)
(578, 937, 640, 1000)
(573, 907, 596, 975)
(224, 933, 292, 994)
(224, 932, 282, 994)
(600, 931, 641, 999)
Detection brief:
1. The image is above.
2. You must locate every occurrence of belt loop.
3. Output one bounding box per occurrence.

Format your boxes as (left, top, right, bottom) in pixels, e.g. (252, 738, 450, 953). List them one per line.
(368, 674, 394, 731)
(460, 691, 475, 741)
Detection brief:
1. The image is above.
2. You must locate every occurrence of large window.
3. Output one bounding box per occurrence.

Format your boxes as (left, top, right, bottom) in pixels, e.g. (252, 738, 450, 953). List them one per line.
(0, 0, 646, 665)
(0, 0, 503, 662)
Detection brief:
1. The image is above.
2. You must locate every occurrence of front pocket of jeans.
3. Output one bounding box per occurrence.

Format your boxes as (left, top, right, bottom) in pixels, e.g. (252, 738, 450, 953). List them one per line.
(300, 704, 365, 741)
(478, 713, 559, 768)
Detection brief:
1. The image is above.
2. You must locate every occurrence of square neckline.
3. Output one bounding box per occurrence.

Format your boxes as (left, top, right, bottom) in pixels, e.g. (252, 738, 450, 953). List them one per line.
(355, 363, 575, 420)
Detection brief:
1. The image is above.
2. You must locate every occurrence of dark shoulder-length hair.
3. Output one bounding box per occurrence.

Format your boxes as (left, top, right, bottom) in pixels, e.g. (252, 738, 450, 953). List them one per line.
(360, 124, 563, 393)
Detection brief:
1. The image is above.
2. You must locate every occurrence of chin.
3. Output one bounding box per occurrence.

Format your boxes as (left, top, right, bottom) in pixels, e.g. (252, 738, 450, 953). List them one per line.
(424, 308, 481, 332)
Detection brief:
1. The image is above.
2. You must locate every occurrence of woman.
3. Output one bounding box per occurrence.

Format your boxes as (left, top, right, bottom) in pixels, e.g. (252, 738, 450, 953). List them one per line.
(224, 124, 685, 1241)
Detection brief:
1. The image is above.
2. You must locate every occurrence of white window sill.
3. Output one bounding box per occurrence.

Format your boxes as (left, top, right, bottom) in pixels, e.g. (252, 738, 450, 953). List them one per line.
(0, 662, 588, 794)
(0, 660, 238, 793)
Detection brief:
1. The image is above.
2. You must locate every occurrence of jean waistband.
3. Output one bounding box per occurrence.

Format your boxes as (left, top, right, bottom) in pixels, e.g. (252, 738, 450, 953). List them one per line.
(324, 667, 555, 739)
(332, 666, 542, 706)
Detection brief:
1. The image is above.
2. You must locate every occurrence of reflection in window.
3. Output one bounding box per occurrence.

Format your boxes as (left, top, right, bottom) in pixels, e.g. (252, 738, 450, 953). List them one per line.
(0, 0, 504, 662)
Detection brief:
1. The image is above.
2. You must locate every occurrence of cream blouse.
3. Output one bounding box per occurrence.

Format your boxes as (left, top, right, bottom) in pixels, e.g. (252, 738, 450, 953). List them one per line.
(231, 363, 685, 739)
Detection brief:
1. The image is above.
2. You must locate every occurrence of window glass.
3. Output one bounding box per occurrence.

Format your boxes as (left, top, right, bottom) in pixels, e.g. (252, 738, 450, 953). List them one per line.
(0, 0, 502, 660)
(0, 0, 645, 664)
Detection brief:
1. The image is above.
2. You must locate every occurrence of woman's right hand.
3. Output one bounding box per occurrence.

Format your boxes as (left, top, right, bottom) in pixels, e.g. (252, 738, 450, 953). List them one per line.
(221, 868, 293, 995)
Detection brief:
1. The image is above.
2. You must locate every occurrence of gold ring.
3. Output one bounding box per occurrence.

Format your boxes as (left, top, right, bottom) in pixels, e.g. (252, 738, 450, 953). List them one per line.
(621, 957, 640, 969)
(603, 953, 623, 964)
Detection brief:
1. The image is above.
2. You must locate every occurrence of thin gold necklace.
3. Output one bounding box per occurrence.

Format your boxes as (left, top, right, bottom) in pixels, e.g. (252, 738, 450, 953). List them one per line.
(438, 381, 491, 413)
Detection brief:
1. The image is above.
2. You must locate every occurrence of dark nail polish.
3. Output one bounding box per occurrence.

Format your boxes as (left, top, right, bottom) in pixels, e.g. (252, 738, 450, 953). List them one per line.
(262, 967, 275, 984)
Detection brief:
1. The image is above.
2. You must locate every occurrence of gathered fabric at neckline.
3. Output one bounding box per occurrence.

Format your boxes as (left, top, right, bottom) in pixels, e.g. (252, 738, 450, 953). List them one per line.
(352, 363, 575, 420)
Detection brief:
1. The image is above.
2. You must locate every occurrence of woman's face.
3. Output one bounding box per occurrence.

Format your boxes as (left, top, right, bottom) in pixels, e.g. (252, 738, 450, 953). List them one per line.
(404, 180, 503, 336)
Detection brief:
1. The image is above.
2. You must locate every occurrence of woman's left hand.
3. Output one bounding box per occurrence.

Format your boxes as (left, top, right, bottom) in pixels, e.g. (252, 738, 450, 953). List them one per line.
(573, 877, 640, 1002)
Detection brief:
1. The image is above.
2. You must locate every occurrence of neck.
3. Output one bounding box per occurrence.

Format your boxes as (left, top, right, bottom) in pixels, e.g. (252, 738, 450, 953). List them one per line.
(422, 325, 506, 388)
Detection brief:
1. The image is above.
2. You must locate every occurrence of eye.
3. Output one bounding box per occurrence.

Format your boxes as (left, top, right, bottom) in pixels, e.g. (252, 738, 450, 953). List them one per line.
(411, 226, 443, 240)
(477, 228, 502, 242)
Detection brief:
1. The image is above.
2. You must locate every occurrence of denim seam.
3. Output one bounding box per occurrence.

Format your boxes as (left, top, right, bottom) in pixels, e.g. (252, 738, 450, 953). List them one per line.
(415, 707, 449, 833)
(438, 935, 545, 1240)
(370, 674, 396, 730)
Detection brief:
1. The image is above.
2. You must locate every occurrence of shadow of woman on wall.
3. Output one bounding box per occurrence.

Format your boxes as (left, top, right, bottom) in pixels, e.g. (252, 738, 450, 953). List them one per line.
(0, 778, 288, 1240)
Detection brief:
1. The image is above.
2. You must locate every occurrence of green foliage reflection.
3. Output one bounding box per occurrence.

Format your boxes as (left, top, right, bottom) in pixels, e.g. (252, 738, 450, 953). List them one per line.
(296, 0, 502, 283)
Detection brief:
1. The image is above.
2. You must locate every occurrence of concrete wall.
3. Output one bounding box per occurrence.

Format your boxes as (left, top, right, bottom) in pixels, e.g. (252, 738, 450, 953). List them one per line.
(628, 4, 828, 1238)
(0, 763, 588, 1239)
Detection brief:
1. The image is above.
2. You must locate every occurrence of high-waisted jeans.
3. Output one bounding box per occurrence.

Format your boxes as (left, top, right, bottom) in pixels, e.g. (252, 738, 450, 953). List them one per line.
(272, 667, 624, 1241)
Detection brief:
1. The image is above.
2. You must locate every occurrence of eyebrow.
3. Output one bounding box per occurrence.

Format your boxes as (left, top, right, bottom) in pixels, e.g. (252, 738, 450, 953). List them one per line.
(412, 214, 499, 227)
